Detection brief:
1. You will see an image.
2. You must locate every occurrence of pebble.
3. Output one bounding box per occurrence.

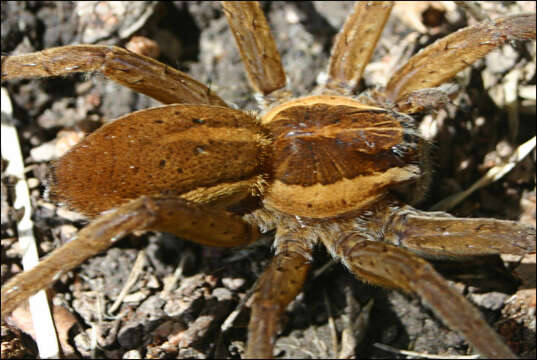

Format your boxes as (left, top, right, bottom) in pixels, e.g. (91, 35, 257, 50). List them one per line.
(469, 291, 509, 311)
(123, 350, 142, 359)
(212, 287, 232, 302)
(222, 277, 246, 291)
(26, 178, 40, 189)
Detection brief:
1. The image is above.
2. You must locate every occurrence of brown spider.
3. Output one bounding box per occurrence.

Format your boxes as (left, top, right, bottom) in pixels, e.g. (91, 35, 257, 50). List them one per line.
(1, 1, 536, 358)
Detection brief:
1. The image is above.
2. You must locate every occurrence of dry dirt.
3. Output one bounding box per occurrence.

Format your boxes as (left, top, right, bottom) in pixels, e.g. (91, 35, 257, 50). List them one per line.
(1, 1, 536, 359)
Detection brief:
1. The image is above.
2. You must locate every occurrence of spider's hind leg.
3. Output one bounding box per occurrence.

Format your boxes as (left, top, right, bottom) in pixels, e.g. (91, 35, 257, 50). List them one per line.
(320, 200, 535, 359)
(246, 226, 315, 358)
(1, 196, 259, 317)
(323, 230, 517, 359)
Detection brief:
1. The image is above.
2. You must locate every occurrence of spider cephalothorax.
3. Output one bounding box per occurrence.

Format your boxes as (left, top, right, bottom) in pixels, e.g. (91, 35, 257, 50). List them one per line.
(261, 95, 425, 219)
(1, 2, 535, 358)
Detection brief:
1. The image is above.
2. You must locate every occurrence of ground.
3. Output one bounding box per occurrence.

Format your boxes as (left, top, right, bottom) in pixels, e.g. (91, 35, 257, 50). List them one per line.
(1, 1, 535, 359)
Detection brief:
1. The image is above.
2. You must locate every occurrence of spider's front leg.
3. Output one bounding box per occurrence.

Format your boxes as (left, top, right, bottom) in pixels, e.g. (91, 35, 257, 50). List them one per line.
(325, 1, 393, 94)
(384, 13, 536, 103)
(382, 205, 535, 258)
(322, 201, 535, 359)
(1, 45, 226, 106)
(222, 1, 286, 97)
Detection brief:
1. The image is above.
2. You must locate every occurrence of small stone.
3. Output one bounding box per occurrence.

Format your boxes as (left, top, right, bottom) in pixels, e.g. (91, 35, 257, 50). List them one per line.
(212, 287, 232, 302)
(146, 274, 161, 289)
(57, 207, 87, 222)
(469, 292, 509, 311)
(30, 142, 57, 162)
(117, 323, 143, 350)
(177, 347, 206, 359)
(222, 277, 245, 291)
(126, 36, 160, 58)
(36, 201, 56, 217)
(26, 178, 40, 189)
(73, 329, 92, 357)
(122, 349, 142, 359)
(123, 291, 148, 304)
(75, 80, 93, 95)
(59, 224, 78, 242)
(55, 130, 85, 157)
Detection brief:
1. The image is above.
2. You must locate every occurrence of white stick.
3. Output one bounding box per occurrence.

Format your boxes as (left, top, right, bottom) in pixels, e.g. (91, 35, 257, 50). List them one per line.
(1, 87, 60, 359)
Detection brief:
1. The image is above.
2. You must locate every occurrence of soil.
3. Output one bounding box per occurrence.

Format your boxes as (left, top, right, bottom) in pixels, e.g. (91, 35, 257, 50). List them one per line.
(1, 1, 535, 359)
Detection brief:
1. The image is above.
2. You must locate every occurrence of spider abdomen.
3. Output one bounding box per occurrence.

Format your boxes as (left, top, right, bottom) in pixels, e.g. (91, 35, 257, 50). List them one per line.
(262, 95, 424, 218)
(53, 105, 268, 217)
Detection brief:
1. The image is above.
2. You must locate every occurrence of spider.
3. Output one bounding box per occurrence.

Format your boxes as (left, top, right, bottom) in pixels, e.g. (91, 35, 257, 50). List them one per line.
(1, 1, 536, 358)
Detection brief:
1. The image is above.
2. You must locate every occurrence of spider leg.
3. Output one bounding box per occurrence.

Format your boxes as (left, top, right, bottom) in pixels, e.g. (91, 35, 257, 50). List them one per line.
(222, 1, 287, 98)
(382, 205, 536, 259)
(1, 196, 259, 317)
(325, 233, 517, 359)
(385, 13, 536, 102)
(325, 1, 393, 94)
(246, 228, 315, 358)
(1, 45, 227, 106)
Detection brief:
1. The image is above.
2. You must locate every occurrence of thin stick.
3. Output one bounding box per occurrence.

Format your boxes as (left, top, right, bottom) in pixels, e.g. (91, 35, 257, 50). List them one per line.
(431, 136, 536, 211)
(324, 290, 339, 357)
(373, 342, 480, 359)
(107, 250, 146, 314)
(1, 87, 60, 358)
